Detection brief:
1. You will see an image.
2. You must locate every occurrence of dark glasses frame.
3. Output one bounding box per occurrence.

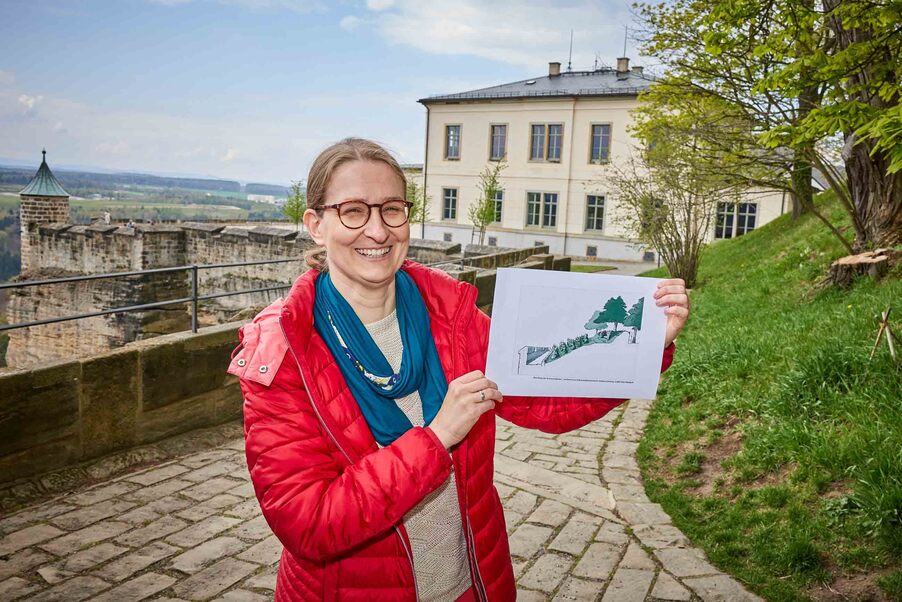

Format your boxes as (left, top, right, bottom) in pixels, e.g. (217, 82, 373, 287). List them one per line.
(319, 199, 414, 230)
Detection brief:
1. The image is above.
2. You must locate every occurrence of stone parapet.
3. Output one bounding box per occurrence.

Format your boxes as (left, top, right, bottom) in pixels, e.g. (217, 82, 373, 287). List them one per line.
(0, 322, 241, 487)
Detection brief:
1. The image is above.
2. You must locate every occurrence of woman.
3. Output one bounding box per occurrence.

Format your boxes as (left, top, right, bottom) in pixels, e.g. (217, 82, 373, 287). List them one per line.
(228, 138, 689, 601)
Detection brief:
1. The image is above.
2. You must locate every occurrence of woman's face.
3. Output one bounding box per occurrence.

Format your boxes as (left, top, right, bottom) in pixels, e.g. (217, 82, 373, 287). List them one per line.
(305, 159, 410, 294)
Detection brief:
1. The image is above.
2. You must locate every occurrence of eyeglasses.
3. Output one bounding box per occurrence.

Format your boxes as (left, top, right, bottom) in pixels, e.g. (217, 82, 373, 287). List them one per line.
(320, 199, 413, 229)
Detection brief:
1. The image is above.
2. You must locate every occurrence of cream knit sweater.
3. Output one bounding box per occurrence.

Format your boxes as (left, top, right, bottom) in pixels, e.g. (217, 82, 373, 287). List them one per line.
(365, 310, 471, 602)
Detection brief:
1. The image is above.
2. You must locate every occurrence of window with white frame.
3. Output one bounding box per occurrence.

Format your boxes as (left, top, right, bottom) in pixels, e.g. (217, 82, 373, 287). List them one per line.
(586, 245, 598, 257)
(585, 194, 605, 231)
(547, 124, 562, 161)
(445, 125, 461, 160)
(526, 192, 542, 226)
(737, 202, 757, 235)
(542, 193, 558, 227)
(529, 123, 564, 162)
(530, 125, 545, 161)
(442, 188, 458, 220)
(443, 232, 452, 242)
(492, 190, 503, 223)
(590, 124, 611, 163)
(526, 192, 558, 227)
(715, 201, 757, 238)
(490, 125, 507, 160)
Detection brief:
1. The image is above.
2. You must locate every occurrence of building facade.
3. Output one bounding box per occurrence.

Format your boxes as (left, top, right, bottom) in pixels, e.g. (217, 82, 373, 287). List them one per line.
(417, 60, 788, 261)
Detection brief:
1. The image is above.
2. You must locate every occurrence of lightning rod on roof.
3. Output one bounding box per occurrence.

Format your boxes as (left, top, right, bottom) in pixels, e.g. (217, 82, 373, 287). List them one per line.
(567, 29, 573, 72)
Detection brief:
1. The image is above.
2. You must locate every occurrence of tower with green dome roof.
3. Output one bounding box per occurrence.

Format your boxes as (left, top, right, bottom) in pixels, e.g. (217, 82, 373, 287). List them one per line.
(19, 149, 70, 274)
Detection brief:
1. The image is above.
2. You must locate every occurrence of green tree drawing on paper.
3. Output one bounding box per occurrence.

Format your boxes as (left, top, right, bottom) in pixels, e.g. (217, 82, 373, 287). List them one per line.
(584, 310, 607, 338)
(599, 296, 628, 332)
(623, 297, 645, 344)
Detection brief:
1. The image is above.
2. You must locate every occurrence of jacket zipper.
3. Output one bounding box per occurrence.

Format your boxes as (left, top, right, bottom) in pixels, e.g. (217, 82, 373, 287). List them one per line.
(450, 287, 489, 602)
(279, 316, 421, 602)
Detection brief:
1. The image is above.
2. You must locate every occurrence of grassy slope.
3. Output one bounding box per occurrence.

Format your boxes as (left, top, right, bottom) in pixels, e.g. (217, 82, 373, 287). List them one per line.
(639, 193, 902, 602)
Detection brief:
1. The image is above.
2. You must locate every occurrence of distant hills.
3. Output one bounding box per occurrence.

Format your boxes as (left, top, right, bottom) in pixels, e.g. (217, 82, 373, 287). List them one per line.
(0, 165, 290, 198)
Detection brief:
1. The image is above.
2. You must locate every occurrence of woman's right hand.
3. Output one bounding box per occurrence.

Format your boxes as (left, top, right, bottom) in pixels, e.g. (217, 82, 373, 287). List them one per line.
(429, 370, 502, 450)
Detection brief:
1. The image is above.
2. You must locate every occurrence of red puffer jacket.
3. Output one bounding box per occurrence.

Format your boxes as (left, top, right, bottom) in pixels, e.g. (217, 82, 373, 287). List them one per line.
(228, 261, 674, 601)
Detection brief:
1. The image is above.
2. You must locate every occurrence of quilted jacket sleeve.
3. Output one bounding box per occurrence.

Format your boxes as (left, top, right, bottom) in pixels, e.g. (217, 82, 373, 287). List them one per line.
(240, 357, 453, 563)
(470, 307, 676, 434)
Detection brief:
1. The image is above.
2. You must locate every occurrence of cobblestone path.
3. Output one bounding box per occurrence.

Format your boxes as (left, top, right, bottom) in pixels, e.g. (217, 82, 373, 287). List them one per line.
(1, 401, 761, 601)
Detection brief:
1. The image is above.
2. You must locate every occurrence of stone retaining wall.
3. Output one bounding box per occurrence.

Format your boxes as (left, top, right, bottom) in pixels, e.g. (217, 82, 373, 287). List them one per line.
(0, 323, 241, 487)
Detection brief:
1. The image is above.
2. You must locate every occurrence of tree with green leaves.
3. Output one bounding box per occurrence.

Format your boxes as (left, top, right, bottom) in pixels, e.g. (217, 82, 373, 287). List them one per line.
(469, 161, 506, 246)
(584, 310, 607, 338)
(405, 179, 430, 233)
(609, 115, 728, 288)
(633, 0, 823, 220)
(600, 296, 628, 333)
(635, 0, 902, 250)
(623, 298, 645, 343)
(283, 181, 306, 232)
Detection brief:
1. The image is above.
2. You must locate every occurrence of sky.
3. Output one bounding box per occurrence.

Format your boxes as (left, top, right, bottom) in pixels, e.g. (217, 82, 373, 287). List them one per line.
(0, 0, 643, 185)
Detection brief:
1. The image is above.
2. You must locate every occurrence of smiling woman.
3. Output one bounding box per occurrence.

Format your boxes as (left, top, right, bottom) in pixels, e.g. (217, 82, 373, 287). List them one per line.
(303, 148, 412, 319)
(228, 137, 689, 601)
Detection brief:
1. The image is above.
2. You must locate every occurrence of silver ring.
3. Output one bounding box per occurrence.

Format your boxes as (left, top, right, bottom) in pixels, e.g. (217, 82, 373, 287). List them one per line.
(479, 390, 486, 402)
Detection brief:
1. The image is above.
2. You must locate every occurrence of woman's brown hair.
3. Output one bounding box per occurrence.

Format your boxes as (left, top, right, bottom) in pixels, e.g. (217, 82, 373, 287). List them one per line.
(304, 138, 407, 271)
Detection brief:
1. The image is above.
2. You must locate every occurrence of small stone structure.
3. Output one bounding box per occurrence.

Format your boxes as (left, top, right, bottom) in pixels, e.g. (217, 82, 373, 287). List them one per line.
(17, 150, 70, 275)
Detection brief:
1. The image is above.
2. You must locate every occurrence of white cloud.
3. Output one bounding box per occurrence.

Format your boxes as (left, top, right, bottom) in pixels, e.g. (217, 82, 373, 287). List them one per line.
(339, 14, 363, 31)
(366, 0, 636, 71)
(366, 0, 395, 10)
(17, 94, 43, 112)
(0, 70, 15, 85)
(0, 80, 423, 183)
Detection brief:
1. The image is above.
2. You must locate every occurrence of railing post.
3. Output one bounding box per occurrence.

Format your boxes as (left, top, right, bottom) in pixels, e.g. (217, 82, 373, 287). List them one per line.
(191, 265, 198, 333)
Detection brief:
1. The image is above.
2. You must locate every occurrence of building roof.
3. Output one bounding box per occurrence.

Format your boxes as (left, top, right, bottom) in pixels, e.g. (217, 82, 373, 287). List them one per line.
(20, 150, 69, 197)
(418, 67, 654, 104)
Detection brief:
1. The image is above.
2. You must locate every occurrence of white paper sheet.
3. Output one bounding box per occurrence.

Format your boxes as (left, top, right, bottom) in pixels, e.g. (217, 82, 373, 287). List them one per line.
(485, 268, 667, 400)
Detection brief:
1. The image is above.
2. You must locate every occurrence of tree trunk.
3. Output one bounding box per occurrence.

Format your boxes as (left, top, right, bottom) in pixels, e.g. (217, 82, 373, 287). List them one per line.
(844, 136, 902, 250)
(825, 0, 902, 250)
(788, 0, 818, 220)
(790, 158, 812, 219)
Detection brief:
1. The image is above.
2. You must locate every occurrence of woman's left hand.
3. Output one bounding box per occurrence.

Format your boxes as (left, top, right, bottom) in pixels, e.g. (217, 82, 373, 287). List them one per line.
(655, 278, 689, 348)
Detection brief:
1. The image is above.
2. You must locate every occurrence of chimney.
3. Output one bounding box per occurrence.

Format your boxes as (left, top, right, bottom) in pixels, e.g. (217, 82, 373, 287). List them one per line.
(548, 62, 561, 77)
(631, 65, 644, 75)
(616, 57, 630, 73)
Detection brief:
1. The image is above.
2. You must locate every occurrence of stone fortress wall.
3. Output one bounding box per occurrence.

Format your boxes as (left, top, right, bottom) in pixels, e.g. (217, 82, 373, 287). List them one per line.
(6, 222, 548, 368)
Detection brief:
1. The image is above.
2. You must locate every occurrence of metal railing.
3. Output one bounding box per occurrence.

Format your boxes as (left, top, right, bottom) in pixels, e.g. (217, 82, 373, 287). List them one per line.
(0, 258, 302, 334)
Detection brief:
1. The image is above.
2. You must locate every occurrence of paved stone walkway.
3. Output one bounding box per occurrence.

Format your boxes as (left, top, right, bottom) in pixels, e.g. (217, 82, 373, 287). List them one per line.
(1, 401, 762, 601)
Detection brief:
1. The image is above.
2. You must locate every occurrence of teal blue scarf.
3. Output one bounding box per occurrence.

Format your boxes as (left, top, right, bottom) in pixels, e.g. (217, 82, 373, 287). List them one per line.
(313, 270, 448, 446)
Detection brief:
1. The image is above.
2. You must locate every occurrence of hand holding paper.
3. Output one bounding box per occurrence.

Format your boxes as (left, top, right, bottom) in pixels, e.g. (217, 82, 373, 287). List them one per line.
(654, 278, 690, 347)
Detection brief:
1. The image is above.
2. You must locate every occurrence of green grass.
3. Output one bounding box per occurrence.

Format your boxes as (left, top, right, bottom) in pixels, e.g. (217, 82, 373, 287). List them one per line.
(571, 263, 616, 273)
(638, 192, 902, 602)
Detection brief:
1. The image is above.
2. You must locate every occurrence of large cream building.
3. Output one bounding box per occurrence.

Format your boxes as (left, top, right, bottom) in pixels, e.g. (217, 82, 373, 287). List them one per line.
(416, 59, 789, 261)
